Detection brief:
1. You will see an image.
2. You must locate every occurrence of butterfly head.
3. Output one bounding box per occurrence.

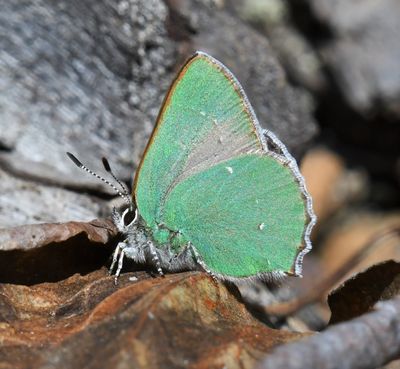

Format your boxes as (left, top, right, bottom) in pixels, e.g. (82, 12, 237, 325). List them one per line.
(112, 206, 138, 234)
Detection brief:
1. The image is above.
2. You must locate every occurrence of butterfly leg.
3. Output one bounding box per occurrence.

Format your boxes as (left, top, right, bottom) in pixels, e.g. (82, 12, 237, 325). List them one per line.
(189, 243, 218, 281)
(114, 244, 126, 284)
(110, 241, 137, 284)
(146, 241, 164, 277)
(166, 244, 197, 272)
(109, 241, 124, 275)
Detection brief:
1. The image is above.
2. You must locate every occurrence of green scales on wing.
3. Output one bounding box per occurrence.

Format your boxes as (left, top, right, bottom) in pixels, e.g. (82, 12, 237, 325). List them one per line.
(134, 52, 307, 278)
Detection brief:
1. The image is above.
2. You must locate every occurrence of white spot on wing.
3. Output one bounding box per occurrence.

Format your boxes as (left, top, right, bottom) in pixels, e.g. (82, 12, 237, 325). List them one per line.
(225, 166, 233, 174)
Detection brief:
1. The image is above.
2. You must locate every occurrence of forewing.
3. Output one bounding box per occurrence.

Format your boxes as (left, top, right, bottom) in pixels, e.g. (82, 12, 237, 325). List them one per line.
(161, 154, 307, 277)
(134, 53, 264, 229)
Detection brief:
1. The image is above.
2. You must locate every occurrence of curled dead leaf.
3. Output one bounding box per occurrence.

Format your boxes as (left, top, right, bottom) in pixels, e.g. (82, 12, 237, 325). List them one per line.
(329, 260, 400, 324)
(0, 219, 118, 285)
(0, 218, 117, 251)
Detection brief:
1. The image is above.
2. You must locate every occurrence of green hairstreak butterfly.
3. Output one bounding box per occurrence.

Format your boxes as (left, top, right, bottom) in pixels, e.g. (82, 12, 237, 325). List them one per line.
(68, 51, 316, 282)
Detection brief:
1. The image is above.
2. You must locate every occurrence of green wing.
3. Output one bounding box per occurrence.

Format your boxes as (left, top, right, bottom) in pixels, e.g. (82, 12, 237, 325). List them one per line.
(161, 155, 306, 277)
(134, 52, 307, 277)
(134, 52, 263, 227)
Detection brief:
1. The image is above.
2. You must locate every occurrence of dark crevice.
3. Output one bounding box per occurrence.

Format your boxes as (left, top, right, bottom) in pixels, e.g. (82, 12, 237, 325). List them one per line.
(0, 141, 13, 152)
(313, 71, 400, 207)
(287, 0, 335, 47)
(164, 0, 198, 42)
(0, 234, 116, 285)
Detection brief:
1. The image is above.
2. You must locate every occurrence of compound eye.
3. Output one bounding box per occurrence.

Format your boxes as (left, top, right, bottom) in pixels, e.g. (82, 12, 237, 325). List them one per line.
(122, 208, 137, 227)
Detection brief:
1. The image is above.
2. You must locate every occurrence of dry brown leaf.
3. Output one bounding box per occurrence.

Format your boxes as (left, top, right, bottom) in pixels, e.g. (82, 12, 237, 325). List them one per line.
(0, 271, 308, 369)
(0, 218, 117, 251)
(328, 260, 400, 324)
(0, 219, 117, 285)
(0, 220, 310, 368)
(300, 148, 345, 223)
(320, 212, 400, 283)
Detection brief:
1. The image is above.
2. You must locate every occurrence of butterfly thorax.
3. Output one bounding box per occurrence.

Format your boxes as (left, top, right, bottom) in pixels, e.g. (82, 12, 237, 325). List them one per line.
(115, 214, 198, 274)
(145, 221, 190, 254)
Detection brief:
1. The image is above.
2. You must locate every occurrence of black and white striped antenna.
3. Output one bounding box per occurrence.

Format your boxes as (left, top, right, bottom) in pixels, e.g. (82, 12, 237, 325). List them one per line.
(66, 152, 133, 211)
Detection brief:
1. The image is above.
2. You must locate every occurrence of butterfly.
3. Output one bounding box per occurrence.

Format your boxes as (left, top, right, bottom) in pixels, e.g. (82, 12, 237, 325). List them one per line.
(68, 51, 316, 282)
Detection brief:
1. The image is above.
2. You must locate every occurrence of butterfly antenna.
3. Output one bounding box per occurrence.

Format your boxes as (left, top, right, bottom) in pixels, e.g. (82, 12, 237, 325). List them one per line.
(102, 157, 134, 212)
(66, 152, 132, 209)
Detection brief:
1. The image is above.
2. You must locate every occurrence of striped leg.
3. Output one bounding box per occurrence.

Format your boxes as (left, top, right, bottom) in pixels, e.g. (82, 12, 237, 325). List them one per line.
(109, 242, 124, 275)
(147, 241, 164, 277)
(114, 246, 126, 285)
(189, 243, 218, 281)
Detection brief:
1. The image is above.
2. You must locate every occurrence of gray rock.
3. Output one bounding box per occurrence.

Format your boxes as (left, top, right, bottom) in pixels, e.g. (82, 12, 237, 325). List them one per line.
(0, 0, 177, 189)
(0, 169, 105, 228)
(226, 0, 327, 93)
(0, 0, 317, 225)
(309, 0, 400, 117)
